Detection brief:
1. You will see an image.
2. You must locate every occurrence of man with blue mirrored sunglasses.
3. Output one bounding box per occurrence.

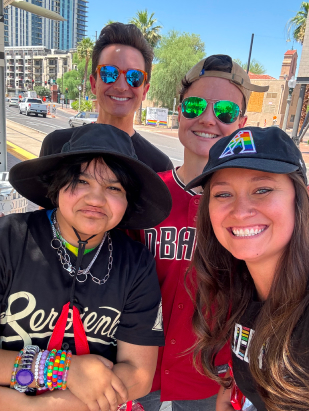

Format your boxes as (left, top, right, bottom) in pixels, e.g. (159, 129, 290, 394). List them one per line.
(137, 55, 268, 411)
(40, 23, 173, 173)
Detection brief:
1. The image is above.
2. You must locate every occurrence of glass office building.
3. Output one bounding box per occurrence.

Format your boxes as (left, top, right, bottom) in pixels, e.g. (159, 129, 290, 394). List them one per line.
(4, 0, 88, 50)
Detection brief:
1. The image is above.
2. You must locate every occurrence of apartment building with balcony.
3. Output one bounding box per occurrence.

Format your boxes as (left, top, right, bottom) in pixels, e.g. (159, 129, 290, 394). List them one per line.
(4, 0, 88, 51)
(5, 46, 74, 95)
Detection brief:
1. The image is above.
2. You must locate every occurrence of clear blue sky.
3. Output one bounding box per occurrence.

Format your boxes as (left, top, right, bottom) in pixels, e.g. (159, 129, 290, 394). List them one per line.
(86, 0, 304, 79)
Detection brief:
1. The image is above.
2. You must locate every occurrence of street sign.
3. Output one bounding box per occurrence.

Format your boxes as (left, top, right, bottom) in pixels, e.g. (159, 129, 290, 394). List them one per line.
(85, 96, 89, 101)
(61, 94, 64, 99)
(50, 79, 54, 84)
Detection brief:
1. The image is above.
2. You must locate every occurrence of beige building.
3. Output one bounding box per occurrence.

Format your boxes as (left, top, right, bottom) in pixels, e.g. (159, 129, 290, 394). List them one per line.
(5, 46, 75, 95)
(246, 50, 300, 129)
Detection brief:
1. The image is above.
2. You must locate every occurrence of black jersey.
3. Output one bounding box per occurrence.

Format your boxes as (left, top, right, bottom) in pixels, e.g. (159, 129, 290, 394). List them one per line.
(0, 211, 164, 362)
(39, 127, 173, 173)
(232, 295, 309, 410)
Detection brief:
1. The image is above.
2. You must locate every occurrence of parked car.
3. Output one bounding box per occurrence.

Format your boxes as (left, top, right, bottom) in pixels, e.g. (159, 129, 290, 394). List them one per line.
(9, 97, 19, 107)
(19, 97, 48, 118)
(69, 111, 99, 127)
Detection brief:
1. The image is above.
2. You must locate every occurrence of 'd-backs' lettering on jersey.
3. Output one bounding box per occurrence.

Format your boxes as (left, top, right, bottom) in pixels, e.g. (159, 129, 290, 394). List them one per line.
(144, 226, 196, 260)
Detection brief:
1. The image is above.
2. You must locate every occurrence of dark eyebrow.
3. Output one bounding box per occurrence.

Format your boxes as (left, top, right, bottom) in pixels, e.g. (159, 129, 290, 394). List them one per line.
(210, 174, 277, 189)
(79, 172, 120, 184)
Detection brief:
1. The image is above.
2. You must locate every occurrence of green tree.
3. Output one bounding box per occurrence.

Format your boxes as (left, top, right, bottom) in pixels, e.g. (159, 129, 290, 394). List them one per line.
(71, 98, 93, 112)
(129, 10, 162, 124)
(149, 31, 205, 109)
(77, 37, 95, 98)
(286, 2, 309, 45)
(34, 86, 51, 99)
(233, 58, 266, 74)
(57, 53, 93, 101)
(129, 10, 162, 48)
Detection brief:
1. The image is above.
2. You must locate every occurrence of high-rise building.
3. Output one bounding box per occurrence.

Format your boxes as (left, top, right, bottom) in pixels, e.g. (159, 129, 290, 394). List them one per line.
(4, 0, 88, 50)
(59, 0, 88, 51)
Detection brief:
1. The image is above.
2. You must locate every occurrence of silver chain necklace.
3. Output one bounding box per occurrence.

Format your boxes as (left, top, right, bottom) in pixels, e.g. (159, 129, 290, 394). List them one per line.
(50, 211, 113, 285)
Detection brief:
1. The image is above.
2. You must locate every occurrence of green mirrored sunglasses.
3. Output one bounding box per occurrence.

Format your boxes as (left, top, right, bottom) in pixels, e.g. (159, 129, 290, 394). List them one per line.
(181, 96, 242, 124)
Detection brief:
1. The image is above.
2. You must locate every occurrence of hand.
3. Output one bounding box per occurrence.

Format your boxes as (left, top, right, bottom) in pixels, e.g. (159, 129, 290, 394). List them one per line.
(67, 354, 128, 411)
(0, 213, 4, 218)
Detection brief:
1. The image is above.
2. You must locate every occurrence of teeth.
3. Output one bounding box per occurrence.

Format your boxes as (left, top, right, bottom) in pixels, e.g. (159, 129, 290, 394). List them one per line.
(232, 227, 266, 237)
(110, 96, 129, 101)
(194, 132, 218, 138)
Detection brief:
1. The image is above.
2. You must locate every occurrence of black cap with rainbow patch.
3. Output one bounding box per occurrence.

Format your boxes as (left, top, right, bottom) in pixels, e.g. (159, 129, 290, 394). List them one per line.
(185, 126, 307, 190)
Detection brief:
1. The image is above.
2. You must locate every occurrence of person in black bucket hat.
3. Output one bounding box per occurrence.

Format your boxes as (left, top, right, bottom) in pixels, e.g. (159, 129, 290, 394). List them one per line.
(185, 127, 309, 411)
(0, 124, 171, 411)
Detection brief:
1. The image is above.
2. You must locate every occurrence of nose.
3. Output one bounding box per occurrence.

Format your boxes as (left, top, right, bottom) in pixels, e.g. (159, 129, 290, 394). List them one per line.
(230, 194, 255, 221)
(114, 72, 129, 91)
(85, 186, 107, 207)
(197, 102, 217, 126)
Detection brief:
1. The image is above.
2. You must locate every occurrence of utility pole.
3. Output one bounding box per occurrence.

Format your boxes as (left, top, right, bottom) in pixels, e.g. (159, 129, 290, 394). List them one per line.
(0, 0, 7, 172)
(246, 34, 254, 74)
(291, 11, 309, 145)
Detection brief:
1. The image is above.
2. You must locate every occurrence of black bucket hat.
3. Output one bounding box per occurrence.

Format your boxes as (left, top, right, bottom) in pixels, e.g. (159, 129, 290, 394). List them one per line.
(9, 123, 172, 230)
(185, 126, 307, 190)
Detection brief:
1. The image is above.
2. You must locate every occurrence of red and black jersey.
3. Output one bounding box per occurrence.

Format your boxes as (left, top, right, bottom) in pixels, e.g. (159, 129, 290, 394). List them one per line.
(140, 168, 231, 401)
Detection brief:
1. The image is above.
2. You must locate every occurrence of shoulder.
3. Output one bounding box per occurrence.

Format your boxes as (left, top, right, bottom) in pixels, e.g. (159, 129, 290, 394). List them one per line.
(40, 128, 74, 156)
(111, 229, 155, 267)
(131, 132, 173, 172)
(0, 210, 48, 235)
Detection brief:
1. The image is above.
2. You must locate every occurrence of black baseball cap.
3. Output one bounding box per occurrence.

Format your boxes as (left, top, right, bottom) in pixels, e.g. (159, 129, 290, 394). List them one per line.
(9, 123, 172, 230)
(185, 126, 307, 190)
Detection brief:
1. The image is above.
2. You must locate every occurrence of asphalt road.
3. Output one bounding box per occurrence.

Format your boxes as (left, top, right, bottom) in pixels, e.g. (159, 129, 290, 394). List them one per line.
(5, 104, 184, 167)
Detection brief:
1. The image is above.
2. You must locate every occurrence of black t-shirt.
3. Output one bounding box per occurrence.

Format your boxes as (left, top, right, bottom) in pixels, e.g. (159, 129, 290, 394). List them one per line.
(0, 211, 164, 362)
(232, 296, 309, 410)
(39, 127, 173, 173)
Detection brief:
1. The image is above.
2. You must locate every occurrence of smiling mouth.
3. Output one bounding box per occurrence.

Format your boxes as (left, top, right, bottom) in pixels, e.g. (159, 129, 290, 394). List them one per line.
(110, 96, 130, 101)
(193, 132, 219, 138)
(230, 226, 267, 237)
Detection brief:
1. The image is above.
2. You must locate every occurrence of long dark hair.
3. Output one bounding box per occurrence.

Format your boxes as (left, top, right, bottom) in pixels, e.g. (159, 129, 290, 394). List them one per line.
(192, 171, 309, 410)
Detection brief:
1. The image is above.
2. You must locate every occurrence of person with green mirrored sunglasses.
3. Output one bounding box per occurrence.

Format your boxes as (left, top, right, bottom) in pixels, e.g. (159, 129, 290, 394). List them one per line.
(137, 55, 268, 411)
(181, 96, 242, 123)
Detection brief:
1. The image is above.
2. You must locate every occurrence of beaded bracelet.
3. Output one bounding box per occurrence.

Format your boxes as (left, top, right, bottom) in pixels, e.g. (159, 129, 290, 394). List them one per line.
(15, 345, 40, 393)
(52, 350, 62, 389)
(46, 349, 57, 390)
(34, 351, 42, 389)
(61, 350, 72, 390)
(57, 350, 67, 389)
(10, 349, 25, 389)
(38, 349, 49, 390)
(43, 351, 52, 389)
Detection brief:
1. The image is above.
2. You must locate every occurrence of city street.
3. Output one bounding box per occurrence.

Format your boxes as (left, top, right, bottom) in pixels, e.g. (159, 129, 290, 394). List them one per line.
(5, 104, 184, 167)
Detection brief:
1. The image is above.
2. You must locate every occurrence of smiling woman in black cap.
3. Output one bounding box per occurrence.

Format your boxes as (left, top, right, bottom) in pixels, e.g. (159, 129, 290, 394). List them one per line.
(0, 124, 172, 411)
(186, 127, 309, 411)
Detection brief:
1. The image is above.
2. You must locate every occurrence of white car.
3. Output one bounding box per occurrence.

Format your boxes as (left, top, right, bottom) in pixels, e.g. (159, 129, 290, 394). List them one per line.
(9, 98, 19, 107)
(69, 112, 99, 127)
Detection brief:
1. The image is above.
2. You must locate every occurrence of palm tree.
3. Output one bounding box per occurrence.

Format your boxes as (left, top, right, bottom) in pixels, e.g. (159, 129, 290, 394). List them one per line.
(129, 10, 162, 124)
(77, 37, 95, 98)
(286, 2, 309, 45)
(129, 10, 162, 48)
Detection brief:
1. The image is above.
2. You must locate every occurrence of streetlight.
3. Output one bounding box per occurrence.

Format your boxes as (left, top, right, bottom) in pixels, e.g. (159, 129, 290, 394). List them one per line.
(282, 76, 297, 132)
(78, 85, 82, 112)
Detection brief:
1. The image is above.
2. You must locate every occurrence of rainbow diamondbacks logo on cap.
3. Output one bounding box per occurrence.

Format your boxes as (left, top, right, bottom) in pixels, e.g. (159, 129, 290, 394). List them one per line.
(219, 130, 256, 159)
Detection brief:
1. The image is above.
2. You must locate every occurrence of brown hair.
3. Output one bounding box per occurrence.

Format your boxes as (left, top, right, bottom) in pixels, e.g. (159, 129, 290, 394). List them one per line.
(192, 171, 309, 410)
(91, 23, 154, 83)
(179, 55, 246, 114)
